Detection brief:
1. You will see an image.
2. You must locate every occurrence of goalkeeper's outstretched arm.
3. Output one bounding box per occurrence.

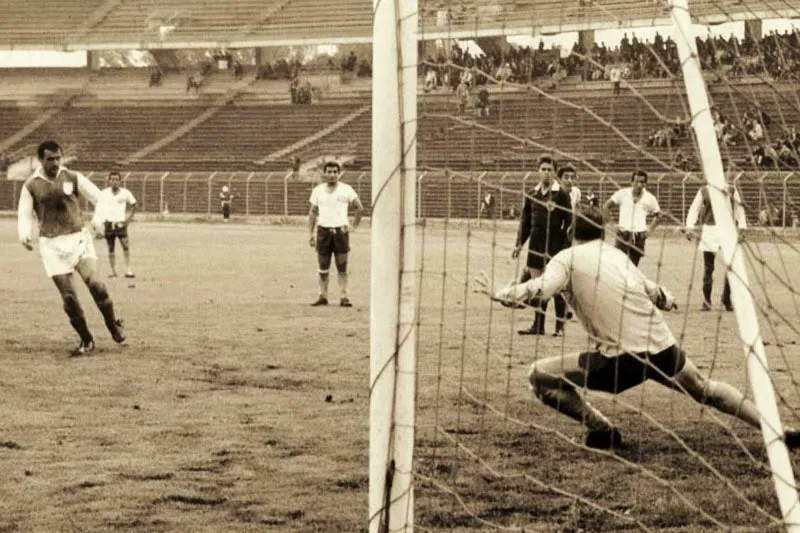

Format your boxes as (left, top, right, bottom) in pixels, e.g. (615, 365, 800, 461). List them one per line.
(475, 256, 569, 307)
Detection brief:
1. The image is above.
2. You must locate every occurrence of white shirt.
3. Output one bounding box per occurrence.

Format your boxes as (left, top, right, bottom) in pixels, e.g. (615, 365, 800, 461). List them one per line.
(610, 68, 621, 82)
(96, 187, 136, 223)
(505, 240, 676, 356)
(685, 186, 747, 229)
(609, 187, 660, 232)
(568, 185, 581, 209)
(309, 182, 358, 228)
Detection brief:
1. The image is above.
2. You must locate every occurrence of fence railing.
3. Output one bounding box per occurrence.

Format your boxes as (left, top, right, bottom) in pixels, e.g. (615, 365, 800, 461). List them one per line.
(2, 170, 800, 228)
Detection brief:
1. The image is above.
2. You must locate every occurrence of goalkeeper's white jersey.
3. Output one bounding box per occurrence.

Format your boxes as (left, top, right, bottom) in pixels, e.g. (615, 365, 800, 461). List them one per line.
(525, 239, 676, 356)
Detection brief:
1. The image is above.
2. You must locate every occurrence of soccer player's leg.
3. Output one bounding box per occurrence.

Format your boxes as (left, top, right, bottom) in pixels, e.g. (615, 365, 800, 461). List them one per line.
(51, 273, 95, 355)
(518, 242, 546, 335)
(702, 251, 715, 310)
(119, 228, 134, 278)
(76, 258, 125, 344)
(528, 352, 619, 449)
(312, 229, 333, 306)
(333, 228, 352, 307)
(669, 353, 761, 429)
(105, 223, 118, 277)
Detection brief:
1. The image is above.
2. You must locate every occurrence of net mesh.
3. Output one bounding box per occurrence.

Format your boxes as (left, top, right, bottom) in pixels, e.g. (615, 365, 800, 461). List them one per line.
(405, 1, 800, 530)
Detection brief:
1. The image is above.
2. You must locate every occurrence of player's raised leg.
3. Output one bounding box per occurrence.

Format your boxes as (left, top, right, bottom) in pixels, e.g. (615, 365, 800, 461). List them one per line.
(75, 258, 125, 343)
(51, 274, 95, 356)
(670, 357, 760, 427)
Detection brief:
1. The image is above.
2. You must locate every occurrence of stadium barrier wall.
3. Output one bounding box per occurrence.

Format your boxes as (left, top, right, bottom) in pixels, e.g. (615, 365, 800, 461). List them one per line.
(2, 170, 799, 228)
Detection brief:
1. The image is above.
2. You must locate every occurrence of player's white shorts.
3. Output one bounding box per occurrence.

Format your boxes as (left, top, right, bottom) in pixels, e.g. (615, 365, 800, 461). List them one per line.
(698, 225, 722, 253)
(38, 229, 97, 277)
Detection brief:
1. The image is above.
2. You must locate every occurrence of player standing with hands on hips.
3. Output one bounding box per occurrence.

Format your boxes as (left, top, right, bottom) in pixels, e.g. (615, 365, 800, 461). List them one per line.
(94, 171, 137, 279)
(308, 161, 364, 307)
(17, 140, 126, 356)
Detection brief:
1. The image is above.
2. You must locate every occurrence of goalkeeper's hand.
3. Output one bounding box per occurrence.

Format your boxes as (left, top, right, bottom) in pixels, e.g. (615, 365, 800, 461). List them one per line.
(651, 285, 678, 311)
(473, 271, 526, 309)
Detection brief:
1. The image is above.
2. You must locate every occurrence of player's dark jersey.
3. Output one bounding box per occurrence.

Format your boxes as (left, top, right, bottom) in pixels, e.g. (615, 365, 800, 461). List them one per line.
(24, 172, 83, 238)
(516, 181, 572, 253)
(220, 191, 232, 205)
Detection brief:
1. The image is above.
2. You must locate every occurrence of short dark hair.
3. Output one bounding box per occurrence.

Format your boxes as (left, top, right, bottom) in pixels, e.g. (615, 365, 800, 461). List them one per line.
(108, 171, 122, 179)
(37, 140, 61, 159)
(537, 154, 556, 170)
(558, 164, 576, 179)
(631, 169, 648, 183)
(323, 161, 341, 173)
(573, 206, 605, 242)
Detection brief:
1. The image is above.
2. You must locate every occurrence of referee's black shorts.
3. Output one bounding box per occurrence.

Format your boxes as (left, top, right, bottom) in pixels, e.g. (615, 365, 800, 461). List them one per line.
(316, 226, 350, 255)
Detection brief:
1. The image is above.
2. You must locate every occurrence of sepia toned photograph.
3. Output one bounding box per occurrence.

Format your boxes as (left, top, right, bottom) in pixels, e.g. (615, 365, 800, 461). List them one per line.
(2, 1, 800, 531)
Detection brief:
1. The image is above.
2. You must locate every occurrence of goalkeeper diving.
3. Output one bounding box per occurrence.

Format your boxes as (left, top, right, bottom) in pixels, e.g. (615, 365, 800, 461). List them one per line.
(475, 206, 800, 450)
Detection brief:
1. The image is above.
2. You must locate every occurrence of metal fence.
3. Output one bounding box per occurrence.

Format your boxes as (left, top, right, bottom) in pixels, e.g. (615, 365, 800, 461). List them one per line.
(3, 170, 800, 228)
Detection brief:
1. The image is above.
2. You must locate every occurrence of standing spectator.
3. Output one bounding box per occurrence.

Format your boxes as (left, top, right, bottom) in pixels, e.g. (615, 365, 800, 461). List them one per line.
(219, 185, 234, 222)
(456, 80, 470, 114)
(609, 65, 622, 95)
(480, 191, 496, 220)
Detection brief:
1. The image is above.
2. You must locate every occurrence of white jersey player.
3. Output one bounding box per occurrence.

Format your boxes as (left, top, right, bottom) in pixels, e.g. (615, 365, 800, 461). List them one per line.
(476, 207, 800, 450)
(94, 171, 137, 278)
(685, 184, 746, 311)
(17, 140, 126, 356)
(307, 161, 364, 307)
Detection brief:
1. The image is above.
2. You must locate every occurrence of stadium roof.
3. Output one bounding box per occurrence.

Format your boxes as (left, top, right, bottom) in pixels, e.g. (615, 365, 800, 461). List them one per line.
(0, 0, 796, 51)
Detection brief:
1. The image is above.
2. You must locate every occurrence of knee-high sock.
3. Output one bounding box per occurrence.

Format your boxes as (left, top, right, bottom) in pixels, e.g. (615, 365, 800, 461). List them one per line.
(318, 271, 330, 298)
(63, 292, 93, 343)
(88, 282, 118, 332)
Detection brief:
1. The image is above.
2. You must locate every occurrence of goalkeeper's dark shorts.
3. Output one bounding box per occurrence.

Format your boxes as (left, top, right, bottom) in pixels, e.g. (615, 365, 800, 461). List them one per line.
(579, 345, 686, 394)
(316, 226, 350, 256)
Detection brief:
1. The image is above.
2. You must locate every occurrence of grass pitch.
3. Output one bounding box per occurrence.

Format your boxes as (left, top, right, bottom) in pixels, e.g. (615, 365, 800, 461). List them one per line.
(1, 219, 799, 532)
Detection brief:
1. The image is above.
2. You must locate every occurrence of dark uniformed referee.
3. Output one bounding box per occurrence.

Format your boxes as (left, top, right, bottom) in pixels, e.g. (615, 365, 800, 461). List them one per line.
(512, 155, 572, 336)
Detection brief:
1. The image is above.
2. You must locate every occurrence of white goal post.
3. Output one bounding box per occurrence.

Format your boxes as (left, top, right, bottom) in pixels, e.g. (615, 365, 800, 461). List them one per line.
(369, 0, 418, 532)
(668, 0, 800, 529)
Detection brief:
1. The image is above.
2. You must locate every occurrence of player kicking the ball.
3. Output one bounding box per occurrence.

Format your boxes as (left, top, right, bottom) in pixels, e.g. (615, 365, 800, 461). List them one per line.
(17, 140, 126, 356)
(475, 207, 800, 450)
(308, 161, 364, 307)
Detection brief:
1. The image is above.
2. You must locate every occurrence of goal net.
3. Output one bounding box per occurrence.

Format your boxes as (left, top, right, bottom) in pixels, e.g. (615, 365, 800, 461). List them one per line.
(371, 0, 800, 531)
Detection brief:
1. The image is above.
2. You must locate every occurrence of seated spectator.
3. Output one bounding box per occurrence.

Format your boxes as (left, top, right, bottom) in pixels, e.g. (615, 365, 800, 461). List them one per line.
(148, 66, 162, 87)
(748, 120, 764, 142)
(186, 72, 203, 94)
(424, 68, 438, 92)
